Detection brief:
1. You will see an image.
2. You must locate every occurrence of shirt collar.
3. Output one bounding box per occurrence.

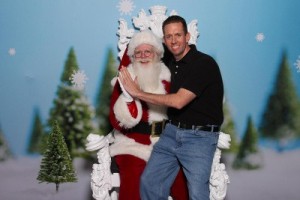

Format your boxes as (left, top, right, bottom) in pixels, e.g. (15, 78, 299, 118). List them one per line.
(172, 44, 197, 65)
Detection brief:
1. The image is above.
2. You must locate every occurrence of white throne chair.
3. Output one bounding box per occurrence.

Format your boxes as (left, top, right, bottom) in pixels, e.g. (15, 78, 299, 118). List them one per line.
(86, 5, 231, 200)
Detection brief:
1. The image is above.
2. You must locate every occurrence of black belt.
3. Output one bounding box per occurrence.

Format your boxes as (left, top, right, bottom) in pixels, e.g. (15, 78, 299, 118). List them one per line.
(127, 121, 166, 137)
(167, 120, 220, 132)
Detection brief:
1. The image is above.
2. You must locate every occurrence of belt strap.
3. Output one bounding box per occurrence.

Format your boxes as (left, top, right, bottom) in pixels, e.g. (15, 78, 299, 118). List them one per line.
(167, 120, 220, 132)
(127, 121, 166, 137)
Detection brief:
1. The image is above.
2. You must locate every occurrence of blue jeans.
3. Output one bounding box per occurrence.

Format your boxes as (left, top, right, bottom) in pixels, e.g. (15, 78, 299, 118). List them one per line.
(140, 123, 219, 200)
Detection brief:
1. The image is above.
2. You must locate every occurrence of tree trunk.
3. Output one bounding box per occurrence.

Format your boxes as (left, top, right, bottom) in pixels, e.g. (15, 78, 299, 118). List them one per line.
(56, 183, 59, 192)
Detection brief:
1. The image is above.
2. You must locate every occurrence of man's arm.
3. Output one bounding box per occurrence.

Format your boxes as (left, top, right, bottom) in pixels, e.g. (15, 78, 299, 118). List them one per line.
(119, 67, 196, 109)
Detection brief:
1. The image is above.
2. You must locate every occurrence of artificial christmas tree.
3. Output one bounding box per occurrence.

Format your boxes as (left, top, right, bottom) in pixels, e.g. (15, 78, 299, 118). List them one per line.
(0, 124, 12, 161)
(233, 116, 260, 169)
(260, 52, 300, 151)
(221, 98, 239, 153)
(48, 47, 95, 158)
(95, 48, 117, 135)
(27, 108, 45, 154)
(37, 121, 77, 192)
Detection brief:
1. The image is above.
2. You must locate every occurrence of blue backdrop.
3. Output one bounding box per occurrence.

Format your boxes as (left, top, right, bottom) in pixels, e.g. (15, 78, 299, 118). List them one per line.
(1, 0, 299, 155)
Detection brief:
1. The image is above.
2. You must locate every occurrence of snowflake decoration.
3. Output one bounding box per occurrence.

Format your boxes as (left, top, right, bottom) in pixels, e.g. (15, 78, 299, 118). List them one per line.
(70, 70, 88, 90)
(117, 0, 135, 15)
(256, 33, 265, 42)
(25, 73, 34, 81)
(294, 56, 300, 73)
(8, 48, 16, 56)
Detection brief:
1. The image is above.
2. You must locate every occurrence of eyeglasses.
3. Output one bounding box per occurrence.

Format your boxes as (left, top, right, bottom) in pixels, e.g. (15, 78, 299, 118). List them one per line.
(134, 50, 154, 58)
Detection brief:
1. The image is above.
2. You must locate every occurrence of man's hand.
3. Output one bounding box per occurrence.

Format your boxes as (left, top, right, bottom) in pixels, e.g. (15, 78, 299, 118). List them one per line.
(119, 66, 142, 98)
(119, 66, 196, 109)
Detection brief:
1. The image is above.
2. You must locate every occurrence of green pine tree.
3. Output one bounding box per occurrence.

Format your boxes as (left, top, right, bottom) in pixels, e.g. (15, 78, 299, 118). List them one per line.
(48, 47, 95, 158)
(260, 52, 300, 150)
(233, 116, 260, 169)
(95, 48, 117, 135)
(60, 47, 79, 85)
(37, 121, 77, 192)
(221, 97, 239, 153)
(0, 123, 12, 161)
(27, 107, 45, 154)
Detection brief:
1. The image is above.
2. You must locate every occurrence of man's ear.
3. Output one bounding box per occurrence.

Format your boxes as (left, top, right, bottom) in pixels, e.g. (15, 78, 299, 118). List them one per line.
(186, 32, 191, 43)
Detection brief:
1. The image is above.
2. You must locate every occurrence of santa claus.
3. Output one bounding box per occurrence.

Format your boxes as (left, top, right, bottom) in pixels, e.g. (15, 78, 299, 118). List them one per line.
(109, 30, 188, 200)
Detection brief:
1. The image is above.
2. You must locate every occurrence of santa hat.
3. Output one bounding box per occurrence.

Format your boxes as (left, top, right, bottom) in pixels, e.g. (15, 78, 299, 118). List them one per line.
(110, 46, 131, 129)
(127, 30, 164, 59)
(118, 47, 131, 70)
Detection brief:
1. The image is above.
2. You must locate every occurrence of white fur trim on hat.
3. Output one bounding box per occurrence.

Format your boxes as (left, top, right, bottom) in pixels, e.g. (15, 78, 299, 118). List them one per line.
(127, 30, 164, 59)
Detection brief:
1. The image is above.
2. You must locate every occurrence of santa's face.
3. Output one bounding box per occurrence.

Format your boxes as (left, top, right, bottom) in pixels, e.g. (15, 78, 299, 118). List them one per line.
(132, 44, 161, 92)
(133, 44, 157, 65)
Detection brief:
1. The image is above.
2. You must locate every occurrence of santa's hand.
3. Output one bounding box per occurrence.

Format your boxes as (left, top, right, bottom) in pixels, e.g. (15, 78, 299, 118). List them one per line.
(119, 67, 141, 98)
(118, 77, 133, 102)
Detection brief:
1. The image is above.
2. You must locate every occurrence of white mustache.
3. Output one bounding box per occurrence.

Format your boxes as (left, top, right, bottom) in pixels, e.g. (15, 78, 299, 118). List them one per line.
(135, 58, 153, 63)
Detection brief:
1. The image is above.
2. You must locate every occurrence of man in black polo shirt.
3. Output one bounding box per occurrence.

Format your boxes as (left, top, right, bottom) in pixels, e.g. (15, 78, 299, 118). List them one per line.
(119, 15, 224, 200)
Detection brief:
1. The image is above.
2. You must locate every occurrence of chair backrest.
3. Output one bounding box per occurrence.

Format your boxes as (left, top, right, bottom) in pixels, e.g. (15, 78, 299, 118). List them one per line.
(117, 5, 199, 60)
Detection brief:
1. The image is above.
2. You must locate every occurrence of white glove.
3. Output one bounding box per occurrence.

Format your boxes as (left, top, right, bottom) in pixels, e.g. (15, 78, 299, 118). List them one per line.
(118, 77, 133, 102)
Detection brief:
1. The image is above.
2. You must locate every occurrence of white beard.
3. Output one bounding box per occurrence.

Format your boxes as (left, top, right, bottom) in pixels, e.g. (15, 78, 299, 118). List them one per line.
(132, 59, 162, 93)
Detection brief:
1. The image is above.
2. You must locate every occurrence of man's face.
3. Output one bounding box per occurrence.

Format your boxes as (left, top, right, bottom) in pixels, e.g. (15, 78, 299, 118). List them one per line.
(133, 44, 156, 65)
(163, 22, 190, 61)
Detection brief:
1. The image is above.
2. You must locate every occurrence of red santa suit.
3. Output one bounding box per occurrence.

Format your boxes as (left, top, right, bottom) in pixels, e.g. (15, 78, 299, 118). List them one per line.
(109, 30, 188, 200)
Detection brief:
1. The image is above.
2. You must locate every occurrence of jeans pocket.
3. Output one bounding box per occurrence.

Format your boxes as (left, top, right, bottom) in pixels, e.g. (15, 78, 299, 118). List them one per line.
(193, 130, 219, 145)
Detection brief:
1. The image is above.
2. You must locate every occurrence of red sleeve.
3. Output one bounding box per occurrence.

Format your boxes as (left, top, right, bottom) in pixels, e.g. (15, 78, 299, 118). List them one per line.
(127, 101, 138, 118)
(109, 46, 134, 131)
(109, 81, 123, 131)
(162, 80, 170, 93)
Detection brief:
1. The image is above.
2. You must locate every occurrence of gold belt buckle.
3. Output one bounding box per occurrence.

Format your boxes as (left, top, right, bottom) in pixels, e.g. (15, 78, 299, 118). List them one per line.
(151, 120, 165, 137)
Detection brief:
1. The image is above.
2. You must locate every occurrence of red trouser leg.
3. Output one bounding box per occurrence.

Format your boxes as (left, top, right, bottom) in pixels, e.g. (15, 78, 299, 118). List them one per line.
(170, 168, 189, 200)
(114, 133, 188, 199)
(114, 133, 150, 200)
(115, 154, 146, 200)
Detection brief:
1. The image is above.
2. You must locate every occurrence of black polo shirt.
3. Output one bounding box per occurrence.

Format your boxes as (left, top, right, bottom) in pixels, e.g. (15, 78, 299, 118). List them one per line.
(166, 45, 224, 126)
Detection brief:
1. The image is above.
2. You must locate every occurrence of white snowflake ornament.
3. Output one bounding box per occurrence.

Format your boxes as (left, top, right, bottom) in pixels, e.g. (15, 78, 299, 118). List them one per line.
(8, 48, 16, 56)
(294, 56, 300, 73)
(117, 0, 136, 16)
(256, 33, 265, 42)
(116, 5, 199, 60)
(70, 70, 88, 90)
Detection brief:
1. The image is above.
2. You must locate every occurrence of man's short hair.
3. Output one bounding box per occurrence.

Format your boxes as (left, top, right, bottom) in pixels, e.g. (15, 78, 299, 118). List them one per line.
(162, 15, 188, 35)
